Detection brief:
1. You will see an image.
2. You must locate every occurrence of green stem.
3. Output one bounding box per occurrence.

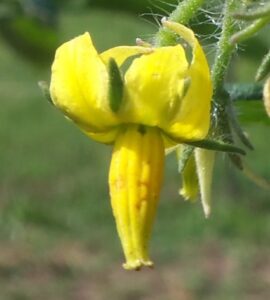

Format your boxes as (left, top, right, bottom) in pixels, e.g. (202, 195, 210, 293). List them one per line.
(230, 16, 270, 44)
(233, 3, 270, 21)
(210, 0, 240, 153)
(154, 0, 205, 46)
(256, 49, 270, 81)
(211, 0, 240, 100)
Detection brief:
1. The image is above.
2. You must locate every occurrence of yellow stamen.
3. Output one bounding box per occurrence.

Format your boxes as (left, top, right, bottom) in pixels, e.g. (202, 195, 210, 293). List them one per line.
(109, 125, 164, 270)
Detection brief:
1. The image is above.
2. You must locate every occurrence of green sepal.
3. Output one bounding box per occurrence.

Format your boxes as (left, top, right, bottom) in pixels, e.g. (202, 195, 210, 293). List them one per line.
(162, 131, 246, 155)
(226, 95, 254, 150)
(177, 145, 194, 173)
(256, 49, 270, 81)
(38, 81, 53, 105)
(185, 139, 246, 155)
(108, 58, 124, 113)
(229, 154, 243, 170)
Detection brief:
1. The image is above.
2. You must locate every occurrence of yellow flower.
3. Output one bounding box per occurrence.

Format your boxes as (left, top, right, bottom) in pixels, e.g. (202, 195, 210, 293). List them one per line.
(49, 20, 212, 270)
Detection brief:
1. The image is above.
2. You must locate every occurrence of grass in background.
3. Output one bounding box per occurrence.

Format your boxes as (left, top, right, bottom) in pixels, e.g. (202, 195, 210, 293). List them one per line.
(0, 8, 269, 300)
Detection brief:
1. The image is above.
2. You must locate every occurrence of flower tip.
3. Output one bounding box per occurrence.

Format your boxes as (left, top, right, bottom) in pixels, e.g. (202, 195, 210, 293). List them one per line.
(123, 260, 154, 271)
(203, 204, 211, 219)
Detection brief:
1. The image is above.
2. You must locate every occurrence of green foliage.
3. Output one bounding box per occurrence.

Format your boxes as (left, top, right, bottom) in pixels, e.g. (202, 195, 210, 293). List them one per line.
(85, 0, 178, 14)
(0, 0, 58, 64)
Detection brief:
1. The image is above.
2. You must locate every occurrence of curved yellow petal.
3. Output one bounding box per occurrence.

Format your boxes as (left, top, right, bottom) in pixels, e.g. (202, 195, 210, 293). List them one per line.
(121, 45, 189, 126)
(101, 46, 152, 66)
(109, 125, 164, 270)
(50, 32, 119, 133)
(162, 20, 212, 141)
(83, 127, 120, 144)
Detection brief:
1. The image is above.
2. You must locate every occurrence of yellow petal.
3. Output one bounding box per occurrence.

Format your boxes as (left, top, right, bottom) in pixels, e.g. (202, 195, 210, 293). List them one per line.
(109, 125, 164, 270)
(83, 127, 119, 144)
(100, 46, 152, 66)
(162, 20, 212, 141)
(50, 32, 119, 134)
(121, 45, 189, 126)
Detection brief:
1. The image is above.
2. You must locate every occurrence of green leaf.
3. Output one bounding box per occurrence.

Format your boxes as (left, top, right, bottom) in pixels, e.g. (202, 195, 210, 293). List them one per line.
(177, 145, 194, 173)
(185, 139, 246, 155)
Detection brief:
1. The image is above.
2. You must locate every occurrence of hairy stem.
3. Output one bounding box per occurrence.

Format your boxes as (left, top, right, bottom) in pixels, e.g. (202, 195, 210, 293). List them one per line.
(231, 16, 270, 44)
(233, 2, 270, 21)
(210, 0, 251, 161)
(211, 0, 240, 100)
(154, 0, 205, 46)
(256, 49, 270, 81)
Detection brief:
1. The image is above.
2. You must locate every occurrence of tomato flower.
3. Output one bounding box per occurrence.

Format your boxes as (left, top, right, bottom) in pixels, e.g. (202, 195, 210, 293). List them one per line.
(49, 20, 212, 270)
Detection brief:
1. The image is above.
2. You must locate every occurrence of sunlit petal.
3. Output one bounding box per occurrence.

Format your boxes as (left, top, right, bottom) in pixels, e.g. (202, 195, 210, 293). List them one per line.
(162, 21, 212, 141)
(122, 45, 188, 126)
(101, 46, 152, 66)
(50, 32, 119, 133)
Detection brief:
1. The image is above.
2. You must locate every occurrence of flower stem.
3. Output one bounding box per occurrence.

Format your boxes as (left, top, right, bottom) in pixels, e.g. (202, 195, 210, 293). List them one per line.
(210, 0, 250, 164)
(230, 16, 270, 44)
(233, 2, 270, 21)
(256, 49, 270, 81)
(154, 0, 205, 46)
(211, 0, 240, 100)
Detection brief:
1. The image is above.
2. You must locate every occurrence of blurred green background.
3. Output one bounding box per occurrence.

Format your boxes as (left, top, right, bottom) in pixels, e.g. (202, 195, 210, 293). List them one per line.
(0, 0, 270, 299)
